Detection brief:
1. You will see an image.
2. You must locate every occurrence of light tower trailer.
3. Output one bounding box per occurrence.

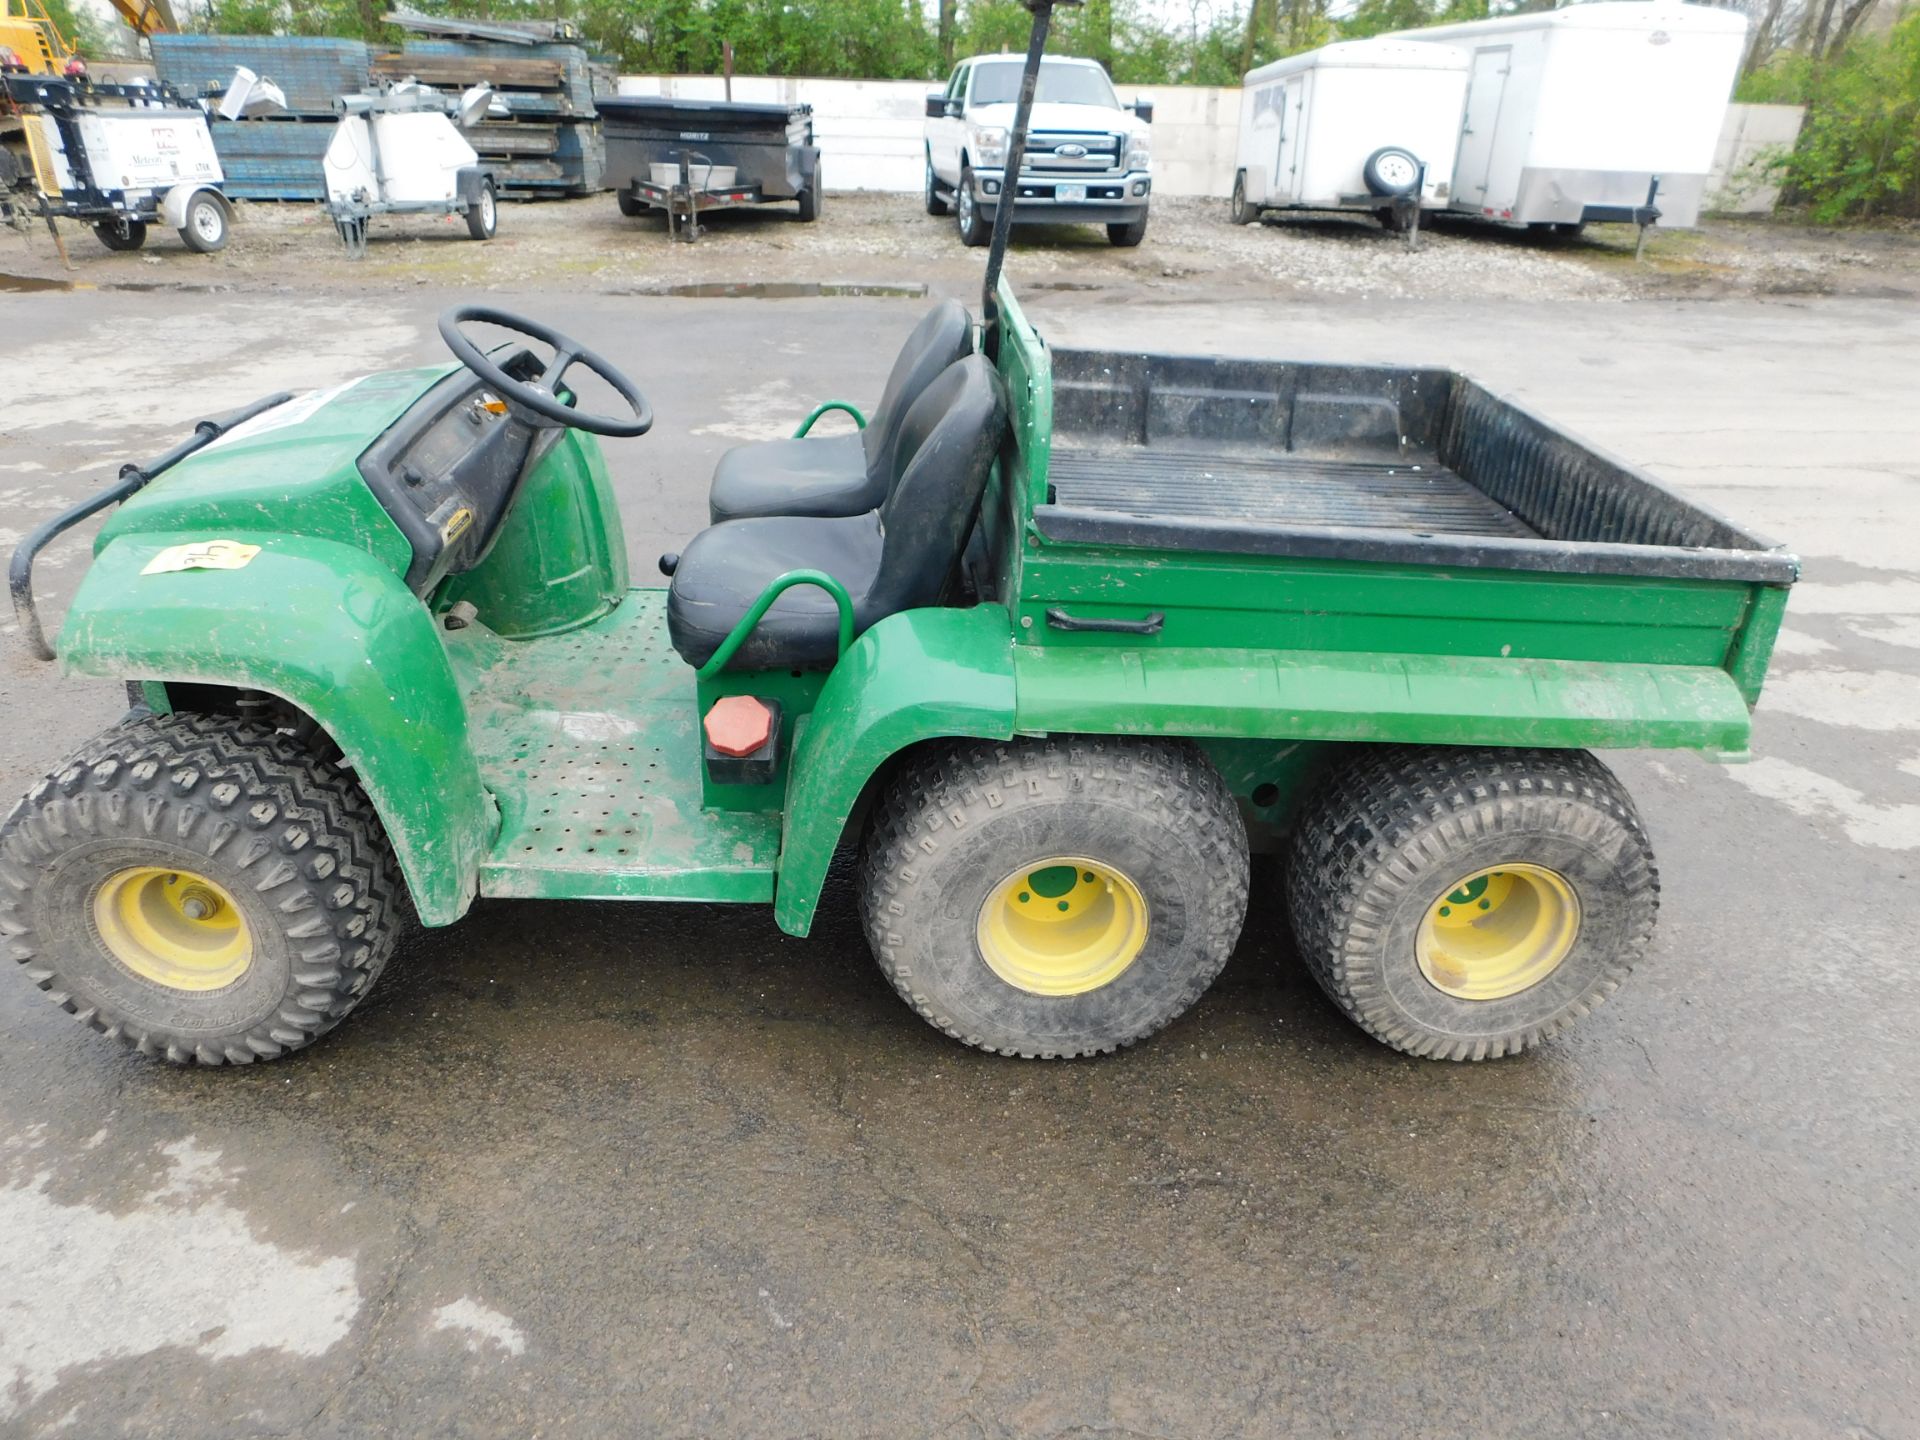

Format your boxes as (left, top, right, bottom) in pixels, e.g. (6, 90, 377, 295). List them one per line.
(322, 81, 500, 258)
(1231, 38, 1469, 247)
(0, 73, 232, 259)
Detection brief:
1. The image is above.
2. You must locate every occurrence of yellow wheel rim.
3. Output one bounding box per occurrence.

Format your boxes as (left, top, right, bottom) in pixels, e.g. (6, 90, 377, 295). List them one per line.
(92, 866, 253, 992)
(1415, 863, 1580, 1001)
(976, 856, 1149, 997)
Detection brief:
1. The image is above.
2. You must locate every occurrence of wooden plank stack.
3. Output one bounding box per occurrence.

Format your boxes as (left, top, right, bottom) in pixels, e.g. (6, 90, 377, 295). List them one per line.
(375, 17, 614, 197)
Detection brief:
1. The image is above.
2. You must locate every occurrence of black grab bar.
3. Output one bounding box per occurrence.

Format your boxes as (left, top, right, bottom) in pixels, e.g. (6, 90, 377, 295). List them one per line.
(9, 391, 294, 661)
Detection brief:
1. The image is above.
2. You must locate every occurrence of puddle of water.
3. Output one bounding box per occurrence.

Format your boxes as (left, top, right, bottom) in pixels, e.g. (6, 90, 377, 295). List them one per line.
(0, 274, 82, 293)
(629, 280, 927, 300)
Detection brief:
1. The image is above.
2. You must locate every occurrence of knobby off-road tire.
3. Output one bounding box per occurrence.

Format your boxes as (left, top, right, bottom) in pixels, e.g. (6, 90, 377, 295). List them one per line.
(861, 737, 1250, 1058)
(1285, 746, 1659, 1061)
(0, 712, 403, 1065)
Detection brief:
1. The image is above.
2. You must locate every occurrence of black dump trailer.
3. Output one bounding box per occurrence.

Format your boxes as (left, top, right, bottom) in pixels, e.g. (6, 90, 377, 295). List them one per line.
(598, 96, 821, 240)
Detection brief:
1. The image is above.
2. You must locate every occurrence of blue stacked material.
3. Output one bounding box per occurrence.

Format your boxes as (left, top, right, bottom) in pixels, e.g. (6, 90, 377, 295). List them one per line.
(205, 117, 333, 201)
(151, 34, 371, 117)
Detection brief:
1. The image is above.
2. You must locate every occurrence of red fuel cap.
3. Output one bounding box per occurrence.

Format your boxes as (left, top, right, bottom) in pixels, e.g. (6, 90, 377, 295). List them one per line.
(703, 695, 774, 757)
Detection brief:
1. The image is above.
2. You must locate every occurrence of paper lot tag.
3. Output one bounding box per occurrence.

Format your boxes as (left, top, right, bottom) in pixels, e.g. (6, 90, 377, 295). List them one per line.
(141, 540, 262, 576)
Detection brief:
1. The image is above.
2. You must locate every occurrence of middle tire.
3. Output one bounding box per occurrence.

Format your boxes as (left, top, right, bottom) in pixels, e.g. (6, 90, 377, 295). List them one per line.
(861, 737, 1249, 1058)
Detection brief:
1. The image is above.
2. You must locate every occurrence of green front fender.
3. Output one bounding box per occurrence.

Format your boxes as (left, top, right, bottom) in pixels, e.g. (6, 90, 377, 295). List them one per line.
(57, 533, 496, 926)
(773, 604, 1016, 937)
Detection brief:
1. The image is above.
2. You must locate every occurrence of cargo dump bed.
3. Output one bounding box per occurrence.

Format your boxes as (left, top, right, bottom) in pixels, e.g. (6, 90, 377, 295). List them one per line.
(986, 285, 1798, 759)
(1037, 348, 1795, 584)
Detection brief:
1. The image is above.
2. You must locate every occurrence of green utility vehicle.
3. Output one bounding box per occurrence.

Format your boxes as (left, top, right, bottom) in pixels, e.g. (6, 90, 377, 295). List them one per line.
(2, 5, 1794, 1069)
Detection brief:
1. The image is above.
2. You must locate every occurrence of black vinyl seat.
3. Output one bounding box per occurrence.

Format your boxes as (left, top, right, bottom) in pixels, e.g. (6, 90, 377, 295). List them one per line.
(669, 354, 1008, 672)
(706, 299, 974, 524)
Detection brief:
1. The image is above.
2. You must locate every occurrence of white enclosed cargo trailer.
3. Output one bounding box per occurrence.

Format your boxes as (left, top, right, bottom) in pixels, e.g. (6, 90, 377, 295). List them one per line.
(1402, 1, 1746, 230)
(1232, 39, 1469, 232)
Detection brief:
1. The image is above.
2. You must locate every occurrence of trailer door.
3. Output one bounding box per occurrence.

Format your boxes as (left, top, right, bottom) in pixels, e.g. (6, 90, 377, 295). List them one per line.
(1272, 77, 1305, 202)
(1454, 46, 1509, 210)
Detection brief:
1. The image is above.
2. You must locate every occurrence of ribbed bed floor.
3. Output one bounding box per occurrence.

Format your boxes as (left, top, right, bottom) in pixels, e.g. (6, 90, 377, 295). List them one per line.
(1048, 448, 1540, 540)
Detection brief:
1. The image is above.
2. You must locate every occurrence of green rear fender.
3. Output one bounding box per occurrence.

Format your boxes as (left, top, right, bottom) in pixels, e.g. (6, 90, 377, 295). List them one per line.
(773, 604, 1016, 937)
(56, 533, 495, 926)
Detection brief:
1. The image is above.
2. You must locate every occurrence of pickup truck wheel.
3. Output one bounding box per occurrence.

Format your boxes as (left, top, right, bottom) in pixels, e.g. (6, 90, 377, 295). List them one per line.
(465, 180, 497, 241)
(1107, 216, 1148, 247)
(956, 165, 990, 247)
(861, 737, 1249, 1058)
(925, 155, 949, 216)
(0, 712, 403, 1066)
(93, 218, 147, 252)
(1285, 746, 1659, 1061)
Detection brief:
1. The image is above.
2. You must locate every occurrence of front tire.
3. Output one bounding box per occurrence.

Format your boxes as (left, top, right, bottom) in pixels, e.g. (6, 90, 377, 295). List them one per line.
(925, 154, 949, 216)
(179, 192, 229, 253)
(0, 713, 403, 1065)
(956, 164, 990, 247)
(861, 737, 1249, 1058)
(1285, 746, 1659, 1061)
(1107, 215, 1148, 247)
(465, 180, 497, 241)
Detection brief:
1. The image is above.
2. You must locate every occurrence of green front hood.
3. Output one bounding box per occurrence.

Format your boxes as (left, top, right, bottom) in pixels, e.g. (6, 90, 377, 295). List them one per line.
(95, 363, 459, 577)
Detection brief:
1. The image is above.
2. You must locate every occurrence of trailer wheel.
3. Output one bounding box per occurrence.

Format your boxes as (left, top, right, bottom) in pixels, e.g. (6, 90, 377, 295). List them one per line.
(924, 154, 949, 216)
(1285, 746, 1659, 1061)
(1107, 215, 1148, 247)
(465, 180, 497, 241)
(1230, 170, 1256, 225)
(93, 218, 146, 252)
(861, 737, 1249, 1058)
(1362, 145, 1422, 199)
(616, 189, 648, 218)
(0, 712, 404, 1066)
(955, 164, 990, 247)
(178, 192, 229, 254)
(797, 165, 822, 222)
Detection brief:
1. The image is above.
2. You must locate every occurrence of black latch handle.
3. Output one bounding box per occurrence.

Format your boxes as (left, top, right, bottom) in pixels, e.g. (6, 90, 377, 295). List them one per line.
(1044, 607, 1165, 635)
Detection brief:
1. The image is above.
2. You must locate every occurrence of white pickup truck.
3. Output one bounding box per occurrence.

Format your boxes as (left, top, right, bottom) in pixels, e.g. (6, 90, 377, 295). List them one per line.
(923, 53, 1152, 247)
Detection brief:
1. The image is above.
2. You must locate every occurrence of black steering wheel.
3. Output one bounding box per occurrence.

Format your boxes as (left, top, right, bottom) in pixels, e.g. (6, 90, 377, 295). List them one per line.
(438, 305, 653, 439)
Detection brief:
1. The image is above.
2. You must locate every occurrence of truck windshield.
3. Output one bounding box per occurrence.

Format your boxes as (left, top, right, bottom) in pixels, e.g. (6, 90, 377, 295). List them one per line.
(970, 59, 1119, 108)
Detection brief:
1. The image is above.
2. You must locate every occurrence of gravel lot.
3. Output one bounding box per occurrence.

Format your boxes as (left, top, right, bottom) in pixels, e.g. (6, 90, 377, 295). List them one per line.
(5, 191, 1915, 305)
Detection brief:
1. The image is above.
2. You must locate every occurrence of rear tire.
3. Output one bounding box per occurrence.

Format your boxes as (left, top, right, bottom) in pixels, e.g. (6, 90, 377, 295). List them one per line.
(1107, 215, 1148, 247)
(465, 180, 497, 241)
(94, 218, 146, 252)
(179, 192, 229, 253)
(956, 164, 990, 247)
(0, 712, 403, 1066)
(797, 165, 822, 222)
(861, 737, 1249, 1058)
(1285, 746, 1659, 1061)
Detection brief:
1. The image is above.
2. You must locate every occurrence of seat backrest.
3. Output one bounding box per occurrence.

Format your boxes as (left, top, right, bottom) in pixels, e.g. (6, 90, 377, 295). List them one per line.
(861, 300, 974, 486)
(869, 354, 1008, 615)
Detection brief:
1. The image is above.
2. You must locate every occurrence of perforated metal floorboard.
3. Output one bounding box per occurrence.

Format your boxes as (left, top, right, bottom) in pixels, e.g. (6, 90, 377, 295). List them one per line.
(1049, 448, 1540, 539)
(444, 588, 780, 901)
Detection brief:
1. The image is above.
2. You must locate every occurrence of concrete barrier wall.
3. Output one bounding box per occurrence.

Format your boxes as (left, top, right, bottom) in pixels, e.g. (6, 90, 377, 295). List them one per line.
(618, 74, 1801, 213)
(1707, 103, 1806, 214)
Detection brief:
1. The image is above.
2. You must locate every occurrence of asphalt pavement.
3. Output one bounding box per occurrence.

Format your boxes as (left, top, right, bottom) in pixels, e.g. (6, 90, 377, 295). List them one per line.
(1, 283, 1915, 1438)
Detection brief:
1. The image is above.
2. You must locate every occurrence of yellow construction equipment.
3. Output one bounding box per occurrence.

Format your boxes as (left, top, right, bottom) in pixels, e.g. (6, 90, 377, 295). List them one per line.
(0, 0, 77, 73)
